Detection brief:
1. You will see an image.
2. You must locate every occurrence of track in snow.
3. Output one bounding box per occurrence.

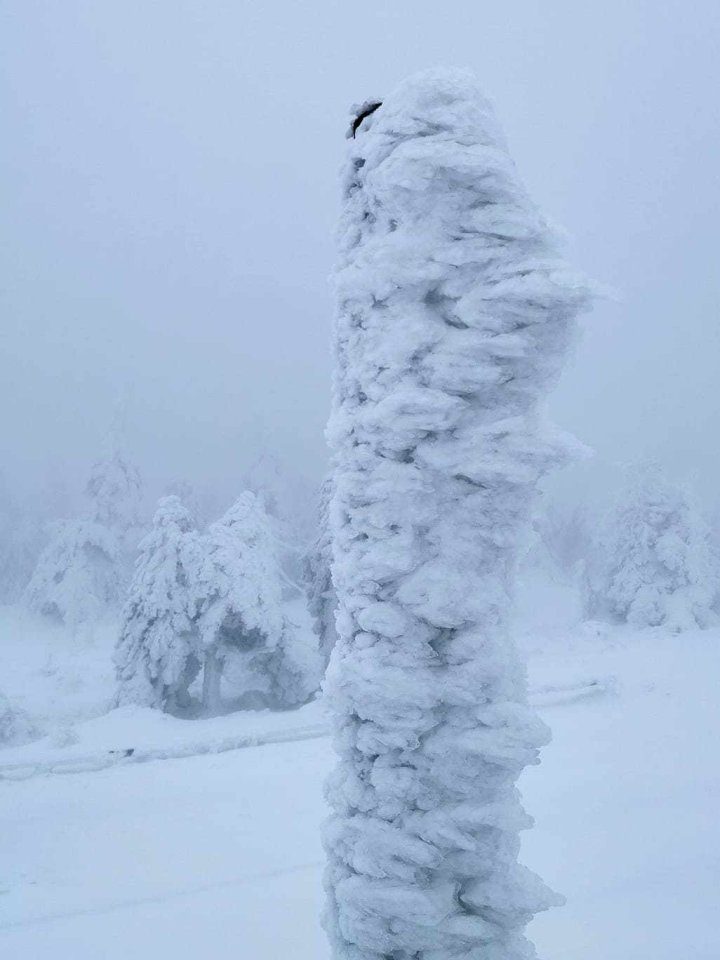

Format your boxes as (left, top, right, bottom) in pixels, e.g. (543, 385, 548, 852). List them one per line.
(0, 677, 615, 782)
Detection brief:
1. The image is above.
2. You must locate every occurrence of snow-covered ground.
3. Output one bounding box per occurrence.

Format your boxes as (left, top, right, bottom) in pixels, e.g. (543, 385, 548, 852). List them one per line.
(2, 593, 719, 959)
(0, 605, 117, 733)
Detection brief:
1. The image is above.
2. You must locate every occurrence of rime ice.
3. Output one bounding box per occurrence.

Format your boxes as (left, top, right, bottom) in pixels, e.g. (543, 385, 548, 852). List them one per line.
(323, 68, 593, 960)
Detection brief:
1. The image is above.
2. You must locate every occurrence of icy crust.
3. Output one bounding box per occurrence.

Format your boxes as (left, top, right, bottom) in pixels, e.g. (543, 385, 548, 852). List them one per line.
(324, 69, 592, 959)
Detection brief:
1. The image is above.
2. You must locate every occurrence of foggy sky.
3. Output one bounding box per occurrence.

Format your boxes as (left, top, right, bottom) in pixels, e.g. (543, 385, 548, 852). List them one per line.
(2, 1, 719, 513)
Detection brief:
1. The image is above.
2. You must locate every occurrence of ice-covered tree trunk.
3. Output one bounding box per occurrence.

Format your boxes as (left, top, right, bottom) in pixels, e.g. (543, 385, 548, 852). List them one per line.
(304, 476, 339, 668)
(324, 69, 592, 960)
(201, 646, 223, 714)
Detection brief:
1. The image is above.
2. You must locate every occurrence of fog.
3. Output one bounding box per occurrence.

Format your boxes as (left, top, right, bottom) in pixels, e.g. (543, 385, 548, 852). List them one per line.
(2, 1, 719, 512)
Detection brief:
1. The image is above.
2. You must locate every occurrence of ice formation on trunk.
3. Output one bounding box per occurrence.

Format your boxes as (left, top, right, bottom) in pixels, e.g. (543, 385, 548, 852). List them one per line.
(304, 476, 339, 668)
(324, 68, 592, 960)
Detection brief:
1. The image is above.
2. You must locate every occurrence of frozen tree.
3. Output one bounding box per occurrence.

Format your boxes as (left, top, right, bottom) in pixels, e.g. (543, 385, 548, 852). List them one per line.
(244, 450, 292, 522)
(324, 69, 592, 960)
(518, 506, 563, 583)
(0, 506, 46, 603)
(519, 500, 593, 586)
(115, 496, 202, 713)
(22, 408, 145, 629)
(116, 493, 320, 717)
(0, 474, 69, 603)
(194, 492, 321, 714)
(86, 447, 142, 533)
(244, 448, 317, 575)
(541, 501, 592, 578)
(85, 424, 143, 576)
(303, 476, 339, 667)
(23, 517, 121, 630)
(163, 479, 209, 529)
(588, 462, 716, 630)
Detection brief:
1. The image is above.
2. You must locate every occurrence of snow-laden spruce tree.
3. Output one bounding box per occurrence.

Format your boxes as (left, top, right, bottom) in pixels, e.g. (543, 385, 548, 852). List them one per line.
(244, 450, 292, 524)
(541, 501, 592, 579)
(85, 428, 144, 579)
(23, 429, 143, 631)
(0, 502, 47, 603)
(244, 448, 316, 579)
(588, 462, 716, 630)
(23, 517, 122, 630)
(324, 69, 593, 960)
(303, 476, 339, 668)
(115, 496, 202, 713)
(86, 446, 142, 533)
(164, 479, 208, 529)
(194, 492, 321, 714)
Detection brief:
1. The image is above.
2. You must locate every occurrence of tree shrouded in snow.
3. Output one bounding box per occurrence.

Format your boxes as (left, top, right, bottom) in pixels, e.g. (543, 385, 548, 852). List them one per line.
(0, 498, 48, 604)
(23, 414, 144, 630)
(86, 446, 142, 534)
(323, 69, 593, 960)
(195, 492, 321, 713)
(303, 476, 339, 668)
(587, 462, 717, 631)
(115, 492, 320, 716)
(23, 518, 122, 630)
(244, 448, 316, 579)
(85, 414, 144, 574)
(115, 496, 201, 713)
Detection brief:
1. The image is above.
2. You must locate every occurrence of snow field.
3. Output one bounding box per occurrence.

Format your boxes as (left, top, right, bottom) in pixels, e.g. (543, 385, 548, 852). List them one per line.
(1, 627, 718, 960)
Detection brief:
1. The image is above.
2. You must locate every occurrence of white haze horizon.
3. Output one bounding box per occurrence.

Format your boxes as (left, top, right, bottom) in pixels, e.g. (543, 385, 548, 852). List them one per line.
(2, 1, 719, 516)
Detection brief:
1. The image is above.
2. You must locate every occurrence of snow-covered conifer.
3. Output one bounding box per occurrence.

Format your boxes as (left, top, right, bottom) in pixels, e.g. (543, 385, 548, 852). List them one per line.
(86, 447, 142, 533)
(303, 477, 339, 667)
(23, 518, 121, 630)
(542, 501, 592, 578)
(589, 462, 716, 630)
(85, 427, 143, 576)
(244, 449, 316, 574)
(0, 507, 46, 604)
(324, 69, 592, 960)
(164, 479, 208, 528)
(0, 476, 73, 602)
(23, 420, 144, 630)
(244, 450, 292, 523)
(115, 496, 202, 713)
(195, 492, 321, 713)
